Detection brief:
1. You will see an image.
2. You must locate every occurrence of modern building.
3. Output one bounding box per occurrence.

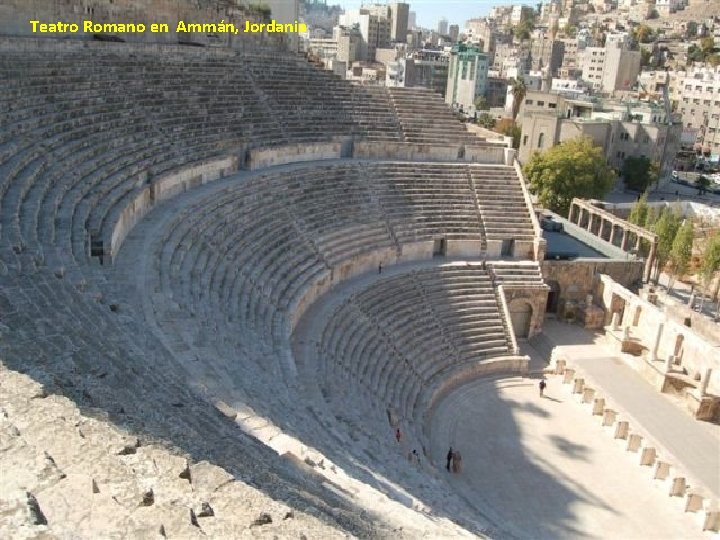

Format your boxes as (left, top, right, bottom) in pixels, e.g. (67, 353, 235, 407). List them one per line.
(339, 7, 390, 60)
(438, 18, 449, 35)
(518, 91, 682, 177)
(389, 2, 410, 43)
(530, 37, 565, 77)
(511, 5, 535, 24)
(408, 10, 416, 30)
(449, 24, 460, 42)
(445, 43, 490, 113)
(580, 41, 641, 93)
(676, 66, 720, 160)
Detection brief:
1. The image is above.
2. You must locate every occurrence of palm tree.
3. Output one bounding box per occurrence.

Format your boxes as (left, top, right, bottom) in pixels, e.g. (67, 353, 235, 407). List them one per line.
(510, 77, 526, 121)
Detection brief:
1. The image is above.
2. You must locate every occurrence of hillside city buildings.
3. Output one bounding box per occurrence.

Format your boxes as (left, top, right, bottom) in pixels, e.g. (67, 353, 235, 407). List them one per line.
(301, 0, 720, 168)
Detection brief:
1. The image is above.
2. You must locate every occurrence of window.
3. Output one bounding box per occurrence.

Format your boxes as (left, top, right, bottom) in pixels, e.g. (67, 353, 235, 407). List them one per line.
(538, 133, 545, 148)
(685, 84, 692, 90)
(537, 100, 545, 106)
(705, 100, 712, 105)
(523, 135, 529, 145)
(525, 99, 533, 105)
(696, 85, 702, 91)
(548, 102, 557, 109)
(694, 99, 701, 104)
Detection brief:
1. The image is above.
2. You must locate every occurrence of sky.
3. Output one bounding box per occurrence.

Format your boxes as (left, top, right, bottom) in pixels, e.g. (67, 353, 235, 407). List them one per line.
(331, 0, 509, 30)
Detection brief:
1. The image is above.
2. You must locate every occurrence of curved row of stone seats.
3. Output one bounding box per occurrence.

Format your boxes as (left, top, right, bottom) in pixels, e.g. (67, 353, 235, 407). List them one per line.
(365, 162, 486, 246)
(386, 87, 479, 146)
(318, 265, 513, 418)
(468, 165, 536, 242)
(487, 261, 546, 287)
(150, 161, 501, 341)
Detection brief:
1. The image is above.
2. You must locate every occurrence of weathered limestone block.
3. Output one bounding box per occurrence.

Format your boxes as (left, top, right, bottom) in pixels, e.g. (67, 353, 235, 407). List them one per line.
(654, 461, 672, 481)
(613, 420, 629, 439)
(592, 397, 605, 415)
(639, 446, 657, 466)
(562, 369, 575, 384)
(581, 387, 595, 403)
(669, 477, 687, 497)
(602, 409, 617, 426)
(626, 433, 642, 452)
(685, 492, 704, 513)
(188, 461, 234, 493)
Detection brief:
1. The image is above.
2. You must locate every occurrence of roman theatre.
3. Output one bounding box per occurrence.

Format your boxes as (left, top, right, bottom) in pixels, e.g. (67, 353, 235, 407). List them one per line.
(1, 3, 718, 538)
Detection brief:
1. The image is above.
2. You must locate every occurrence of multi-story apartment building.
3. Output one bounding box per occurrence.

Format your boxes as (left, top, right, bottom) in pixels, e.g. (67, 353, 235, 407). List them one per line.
(518, 91, 682, 176)
(530, 37, 565, 76)
(580, 41, 640, 93)
(445, 43, 490, 113)
(676, 66, 720, 159)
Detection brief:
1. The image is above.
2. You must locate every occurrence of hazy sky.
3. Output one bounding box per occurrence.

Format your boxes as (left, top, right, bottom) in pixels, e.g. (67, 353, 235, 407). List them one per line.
(332, 0, 507, 29)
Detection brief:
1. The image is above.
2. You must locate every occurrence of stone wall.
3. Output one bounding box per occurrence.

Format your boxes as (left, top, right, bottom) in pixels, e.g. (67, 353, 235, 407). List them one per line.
(504, 287, 548, 339)
(596, 275, 720, 396)
(353, 141, 507, 164)
(248, 142, 345, 170)
(542, 259, 644, 315)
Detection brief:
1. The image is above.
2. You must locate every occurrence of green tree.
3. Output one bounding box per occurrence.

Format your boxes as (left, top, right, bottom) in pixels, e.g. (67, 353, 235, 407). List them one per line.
(513, 19, 534, 40)
(700, 232, 720, 303)
(651, 207, 681, 281)
(700, 36, 715, 57)
(474, 95, 488, 110)
(476, 112, 495, 129)
(510, 77, 526, 120)
(696, 174, 710, 195)
(633, 24, 653, 43)
(628, 191, 649, 226)
(622, 156, 655, 192)
(645, 205, 658, 228)
(494, 118, 521, 148)
(640, 49, 653, 67)
(523, 136, 615, 216)
(668, 219, 694, 291)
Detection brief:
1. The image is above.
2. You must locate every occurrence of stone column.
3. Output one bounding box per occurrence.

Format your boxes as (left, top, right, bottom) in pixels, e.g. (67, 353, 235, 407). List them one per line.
(665, 354, 674, 373)
(649, 322, 664, 363)
(609, 224, 617, 245)
(644, 239, 657, 283)
(620, 229, 629, 251)
(586, 210, 594, 232)
(700, 369, 712, 396)
(611, 312, 620, 331)
(569, 202, 577, 224)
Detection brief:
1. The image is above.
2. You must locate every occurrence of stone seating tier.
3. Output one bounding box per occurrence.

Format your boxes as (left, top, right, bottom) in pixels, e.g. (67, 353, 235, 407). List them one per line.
(318, 265, 513, 418)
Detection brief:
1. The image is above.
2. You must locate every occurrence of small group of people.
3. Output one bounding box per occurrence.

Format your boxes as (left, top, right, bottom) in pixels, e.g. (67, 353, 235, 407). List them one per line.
(446, 446, 462, 473)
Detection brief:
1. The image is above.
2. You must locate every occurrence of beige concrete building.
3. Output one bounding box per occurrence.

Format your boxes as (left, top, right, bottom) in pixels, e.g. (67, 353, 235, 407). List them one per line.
(676, 65, 720, 159)
(580, 42, 641, 94)
(518, 91, 682, 176)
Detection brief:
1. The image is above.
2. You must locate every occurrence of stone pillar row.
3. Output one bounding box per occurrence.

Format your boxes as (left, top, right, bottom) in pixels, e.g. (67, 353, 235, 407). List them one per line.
(552, 359, 719, 533)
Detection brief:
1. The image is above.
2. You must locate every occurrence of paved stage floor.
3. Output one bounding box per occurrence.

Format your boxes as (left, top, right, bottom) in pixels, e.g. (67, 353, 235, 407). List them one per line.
(429, 374, 711, 539)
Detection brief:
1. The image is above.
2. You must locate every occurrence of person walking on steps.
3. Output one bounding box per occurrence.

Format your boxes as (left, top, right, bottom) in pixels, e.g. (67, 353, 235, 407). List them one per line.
(452, 450, 462, 474)
(378, 263, 382, 274)
(446, 446, 454, 471)
(395, 427, 402, 443)
(539, 379, 547, 397)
